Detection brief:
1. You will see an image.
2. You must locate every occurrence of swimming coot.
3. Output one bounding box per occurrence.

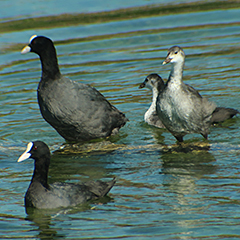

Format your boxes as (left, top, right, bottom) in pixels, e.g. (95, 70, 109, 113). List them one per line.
(21, 35, 128, 142)
(18, 141, 116, 209)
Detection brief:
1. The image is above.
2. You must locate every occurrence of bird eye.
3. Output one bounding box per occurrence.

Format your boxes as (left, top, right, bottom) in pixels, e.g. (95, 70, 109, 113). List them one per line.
(33, 146, 38, 150)
(174, 51, 178, 54)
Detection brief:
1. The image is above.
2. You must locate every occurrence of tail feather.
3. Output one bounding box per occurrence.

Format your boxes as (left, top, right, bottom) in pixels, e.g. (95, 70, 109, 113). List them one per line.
(211, 107, 239, 124)
(84, 178, 116, 197)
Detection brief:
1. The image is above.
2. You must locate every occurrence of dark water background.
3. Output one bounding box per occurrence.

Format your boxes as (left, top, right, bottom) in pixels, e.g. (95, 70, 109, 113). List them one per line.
(1, 0, 240, 239)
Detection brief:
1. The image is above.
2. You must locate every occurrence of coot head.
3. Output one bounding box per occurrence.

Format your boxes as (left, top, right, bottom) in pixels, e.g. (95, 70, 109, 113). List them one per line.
(163, 46, 185, 65)
(18, 141, 50, 163)
(18, 141, 50, 188)
(139, 73, 165, 92)
(21, 35, 55, 56)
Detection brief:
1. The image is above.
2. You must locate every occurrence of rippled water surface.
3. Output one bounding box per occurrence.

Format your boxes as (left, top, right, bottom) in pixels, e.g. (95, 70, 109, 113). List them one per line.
(1, 0, 240, 239)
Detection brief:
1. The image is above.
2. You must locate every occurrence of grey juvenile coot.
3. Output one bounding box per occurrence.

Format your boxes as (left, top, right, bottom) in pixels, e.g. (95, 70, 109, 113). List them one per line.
(156, 46, 217, 142)
(21, 35, 128, 142)
(18, 141, 116, 209)
(140, 73, 239, 130)
(139, 73, 166, 128)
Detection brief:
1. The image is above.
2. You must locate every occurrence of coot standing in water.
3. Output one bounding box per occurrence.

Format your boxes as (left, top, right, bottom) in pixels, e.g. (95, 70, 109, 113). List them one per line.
(21, 35, 128, 142)
(156, 46, 216, 142)
(140, 73, 239, 130)
(139, 73, 166, 128)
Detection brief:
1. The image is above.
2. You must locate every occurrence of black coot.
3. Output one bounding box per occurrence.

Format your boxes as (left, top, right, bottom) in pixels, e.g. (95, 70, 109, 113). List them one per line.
(18, 141, 116, 209)
(21, 35, 128, 142)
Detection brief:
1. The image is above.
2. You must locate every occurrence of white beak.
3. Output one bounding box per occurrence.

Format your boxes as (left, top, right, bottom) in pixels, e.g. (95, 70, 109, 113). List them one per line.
(17, 142, 33, 162)
(21, 46, 31, 54)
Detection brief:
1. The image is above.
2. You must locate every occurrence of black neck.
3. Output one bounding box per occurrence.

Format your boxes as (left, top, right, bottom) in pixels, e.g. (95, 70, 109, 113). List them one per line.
(39, 47, 61, 80)
(31, 157, 50, 189)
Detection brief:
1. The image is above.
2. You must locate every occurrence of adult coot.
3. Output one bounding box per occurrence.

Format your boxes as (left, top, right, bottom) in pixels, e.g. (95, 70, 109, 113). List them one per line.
(21, 35, 128, 142)
(140, 73, 239, 130)
(156, 46, 217, 142)
(18, 141, 116, 209)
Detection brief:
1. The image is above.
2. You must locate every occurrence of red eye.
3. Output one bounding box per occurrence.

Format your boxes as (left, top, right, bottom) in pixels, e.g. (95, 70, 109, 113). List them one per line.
(33, 146, 38, 150)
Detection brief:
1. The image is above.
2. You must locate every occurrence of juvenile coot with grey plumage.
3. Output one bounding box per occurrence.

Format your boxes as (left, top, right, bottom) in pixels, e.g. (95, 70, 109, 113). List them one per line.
(140, 73, 239, 130)
(156, 46, 217, 142)
(21, 35, 128, 142)
(18, 141, 116, 209)
(139, 73, 165, 128)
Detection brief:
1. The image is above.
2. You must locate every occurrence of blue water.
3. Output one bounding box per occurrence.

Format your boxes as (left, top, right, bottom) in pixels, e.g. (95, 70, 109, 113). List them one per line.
(1, 0, 240, 239)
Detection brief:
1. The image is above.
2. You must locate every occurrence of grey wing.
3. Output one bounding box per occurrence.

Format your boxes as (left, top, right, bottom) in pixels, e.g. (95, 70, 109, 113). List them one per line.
(184, 83, 216, 117)
(184, 84, 202, 99)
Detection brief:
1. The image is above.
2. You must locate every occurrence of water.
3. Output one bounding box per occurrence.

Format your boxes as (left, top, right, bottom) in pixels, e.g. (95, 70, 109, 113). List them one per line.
(1, 0, 240, 239)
